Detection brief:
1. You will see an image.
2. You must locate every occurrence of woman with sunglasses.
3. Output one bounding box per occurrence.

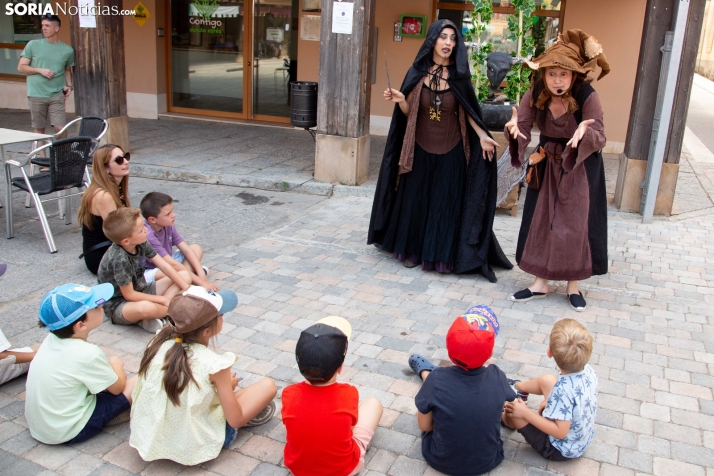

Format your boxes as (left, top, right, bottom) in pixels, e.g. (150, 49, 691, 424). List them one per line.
(78, 144, 131, 274)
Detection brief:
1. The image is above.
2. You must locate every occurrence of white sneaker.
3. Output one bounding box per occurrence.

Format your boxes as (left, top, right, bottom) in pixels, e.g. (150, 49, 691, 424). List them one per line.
(202, 265, 210, 276)
(139, 318, 166, 334)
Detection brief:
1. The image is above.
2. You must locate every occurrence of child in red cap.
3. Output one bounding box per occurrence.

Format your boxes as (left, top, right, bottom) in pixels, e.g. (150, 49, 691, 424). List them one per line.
(409, 305, 517, 475)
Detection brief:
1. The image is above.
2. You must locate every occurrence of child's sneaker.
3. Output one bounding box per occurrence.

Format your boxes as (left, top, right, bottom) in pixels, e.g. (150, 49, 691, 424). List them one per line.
(244, 400, 276, 427)
(508, 378, 529, 401)
(139, 317, 167, 334)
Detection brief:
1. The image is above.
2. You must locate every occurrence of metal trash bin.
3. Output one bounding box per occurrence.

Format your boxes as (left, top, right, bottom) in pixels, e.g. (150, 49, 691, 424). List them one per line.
(290, 81, 318, 129)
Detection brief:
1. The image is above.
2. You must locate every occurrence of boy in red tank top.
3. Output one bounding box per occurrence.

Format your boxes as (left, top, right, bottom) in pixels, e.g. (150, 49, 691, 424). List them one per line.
(281, 316, 383, 476)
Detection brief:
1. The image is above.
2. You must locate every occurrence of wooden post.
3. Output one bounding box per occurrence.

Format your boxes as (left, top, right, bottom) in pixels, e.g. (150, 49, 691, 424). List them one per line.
(69, 0, 130, 152)
(664, 0, 707, 163)
(313, 0, 377, 185)
(614, 0, 706, 214)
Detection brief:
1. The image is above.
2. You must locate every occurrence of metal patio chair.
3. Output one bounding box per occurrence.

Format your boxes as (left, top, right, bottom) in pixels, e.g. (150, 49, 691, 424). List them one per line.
(26, 116, 108, 212)
(5, 136, 93, 253)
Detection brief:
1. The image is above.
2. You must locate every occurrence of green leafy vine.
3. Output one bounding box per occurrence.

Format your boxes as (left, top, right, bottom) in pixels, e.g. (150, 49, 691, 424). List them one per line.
(465, 0, 493, 102)
(503, 0, 536, 102)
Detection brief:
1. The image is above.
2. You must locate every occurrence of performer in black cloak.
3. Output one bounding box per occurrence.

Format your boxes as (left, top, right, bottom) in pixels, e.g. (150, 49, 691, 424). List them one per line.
(367, 19, 512, 282)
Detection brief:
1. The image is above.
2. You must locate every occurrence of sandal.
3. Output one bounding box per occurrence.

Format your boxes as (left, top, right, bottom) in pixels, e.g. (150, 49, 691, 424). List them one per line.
(509, 288, 547, 302)
(244, 400, 276, 427)
(568, 292, 586, 312)
(408, 354, 436, 381)
(403, 259, 419, 269)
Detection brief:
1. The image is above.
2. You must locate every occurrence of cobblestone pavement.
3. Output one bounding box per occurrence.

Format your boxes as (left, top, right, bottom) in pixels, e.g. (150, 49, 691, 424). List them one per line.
(0, 184, 713, 475)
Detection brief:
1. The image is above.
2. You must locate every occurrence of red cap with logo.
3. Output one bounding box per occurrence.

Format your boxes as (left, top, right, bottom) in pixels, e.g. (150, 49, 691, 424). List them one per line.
(446, 305, 500, 370)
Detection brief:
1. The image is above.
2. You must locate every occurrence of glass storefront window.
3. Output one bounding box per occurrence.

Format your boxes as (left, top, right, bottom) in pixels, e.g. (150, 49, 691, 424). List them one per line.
(1, 0, 46, 45)
(169, 0, 297, 119)
(170, 0, 246, 113)
(0, 47, 25, 76)
(1, 0, 48, 76)
(253, 0, 294, 117)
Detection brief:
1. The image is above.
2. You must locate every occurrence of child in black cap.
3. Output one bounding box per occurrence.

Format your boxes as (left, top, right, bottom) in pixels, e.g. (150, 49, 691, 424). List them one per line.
(281, 316, 383, 476)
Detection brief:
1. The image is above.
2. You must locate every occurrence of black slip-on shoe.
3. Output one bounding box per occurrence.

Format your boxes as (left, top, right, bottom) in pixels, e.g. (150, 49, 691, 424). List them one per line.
(509, 288, 547, 302)
(568, 292, 587, 312)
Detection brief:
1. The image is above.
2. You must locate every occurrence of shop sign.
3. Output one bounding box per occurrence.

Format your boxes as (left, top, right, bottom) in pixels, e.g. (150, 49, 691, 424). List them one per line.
(189, 0, 222, 34)
(133, 2, 150, 27)
(266, 28, 283, 42)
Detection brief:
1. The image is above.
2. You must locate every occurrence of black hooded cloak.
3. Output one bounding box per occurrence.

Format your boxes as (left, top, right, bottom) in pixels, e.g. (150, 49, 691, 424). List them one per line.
(367, 19, 512, 281)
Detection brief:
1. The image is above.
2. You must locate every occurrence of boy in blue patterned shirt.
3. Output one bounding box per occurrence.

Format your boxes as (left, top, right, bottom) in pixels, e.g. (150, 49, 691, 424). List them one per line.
(502, 318, 598, 461)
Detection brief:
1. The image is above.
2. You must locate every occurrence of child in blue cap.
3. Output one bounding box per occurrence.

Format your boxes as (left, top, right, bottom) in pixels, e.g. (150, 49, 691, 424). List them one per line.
(25, 283, 137, 444)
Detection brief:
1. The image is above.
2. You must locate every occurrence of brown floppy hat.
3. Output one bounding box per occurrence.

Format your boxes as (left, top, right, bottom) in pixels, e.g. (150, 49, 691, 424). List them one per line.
(526, 29, 611, 81)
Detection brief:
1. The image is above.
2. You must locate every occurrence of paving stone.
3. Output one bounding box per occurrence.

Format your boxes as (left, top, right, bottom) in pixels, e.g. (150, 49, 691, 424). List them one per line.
(202, 451, 260, 476)
(0, 448, 19, 471)
(514, 444, 547, 469)
(390, 413, 421, 437)
(387, 455, 427, 476)
(68, 431, 125, 457)
(652, 457, 706, 476)
(584, 441, 619, 465)
(371, 428, 417, 454)
(366, 449, 398, 473)
(547, 457, 600, 476)
(617, 448, 653, 473)
(238, 435, 284, 465)
(654, 421, 702, 446)
(670, 441, 714, 467)
(2, 458, 46, 476)
(598, 463, 635, 476)
(523, 467, 559, 475)
(57, 453, 104, 476)
(637, 435, 670, 458)
(248, 463, 288, 476)
(23, 444, 78, 470)
(0, 429, 38, 455)
(489, 460, 529, 475)
(102, 442, 149, 473)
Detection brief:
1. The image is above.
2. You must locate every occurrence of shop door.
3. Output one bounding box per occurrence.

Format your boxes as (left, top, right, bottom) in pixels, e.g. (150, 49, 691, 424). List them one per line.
(168, 0, 297, 122)
(251, 0, 296, 121)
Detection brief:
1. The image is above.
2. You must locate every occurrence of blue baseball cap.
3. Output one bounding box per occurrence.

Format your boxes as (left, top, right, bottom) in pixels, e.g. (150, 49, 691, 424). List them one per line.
(39, 283, 114, 331)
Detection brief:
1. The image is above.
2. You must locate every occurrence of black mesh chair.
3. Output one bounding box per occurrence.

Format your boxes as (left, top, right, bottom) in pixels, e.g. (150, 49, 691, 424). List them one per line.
(26, 116, 108, 212)
(5, 137, 93, 253)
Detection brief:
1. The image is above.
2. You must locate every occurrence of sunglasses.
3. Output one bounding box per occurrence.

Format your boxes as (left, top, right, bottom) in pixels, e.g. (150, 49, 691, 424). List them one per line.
(112, 153, 131, 165)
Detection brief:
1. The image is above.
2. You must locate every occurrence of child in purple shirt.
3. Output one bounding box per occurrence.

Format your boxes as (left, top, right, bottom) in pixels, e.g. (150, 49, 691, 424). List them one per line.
(140, 192, 218, 291)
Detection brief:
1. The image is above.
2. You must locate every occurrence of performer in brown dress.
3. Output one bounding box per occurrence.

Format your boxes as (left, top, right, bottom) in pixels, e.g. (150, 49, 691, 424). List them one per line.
(505, 29, 610, 311)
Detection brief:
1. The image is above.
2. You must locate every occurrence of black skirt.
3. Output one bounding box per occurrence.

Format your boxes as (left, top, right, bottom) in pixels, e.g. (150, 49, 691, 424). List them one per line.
(380, 141, 466, 272)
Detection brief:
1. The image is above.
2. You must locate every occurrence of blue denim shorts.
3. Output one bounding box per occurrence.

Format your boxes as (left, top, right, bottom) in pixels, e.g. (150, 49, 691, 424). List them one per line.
(66, 391, 130, 444)
(224, 422, 238, 448)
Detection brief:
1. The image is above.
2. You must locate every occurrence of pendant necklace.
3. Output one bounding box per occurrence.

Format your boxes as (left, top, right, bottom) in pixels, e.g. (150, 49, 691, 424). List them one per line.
(428, 64, 445, 122)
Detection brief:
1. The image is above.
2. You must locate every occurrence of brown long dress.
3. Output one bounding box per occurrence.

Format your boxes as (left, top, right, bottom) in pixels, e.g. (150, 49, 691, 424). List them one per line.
(507, 85, 608, 281)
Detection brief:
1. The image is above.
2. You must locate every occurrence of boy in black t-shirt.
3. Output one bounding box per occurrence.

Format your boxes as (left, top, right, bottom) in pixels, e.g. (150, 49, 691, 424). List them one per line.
(408, 305, 516, 476)
(97, 208, 191, 333)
